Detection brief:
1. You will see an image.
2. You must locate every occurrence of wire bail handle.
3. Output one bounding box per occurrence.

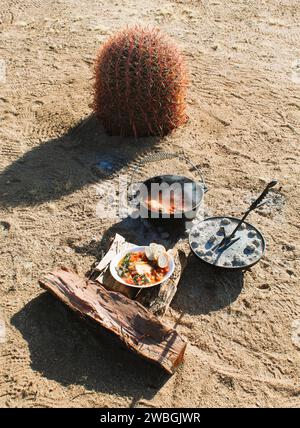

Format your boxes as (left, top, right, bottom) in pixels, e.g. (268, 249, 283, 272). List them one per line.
(128, 151, 208, 199)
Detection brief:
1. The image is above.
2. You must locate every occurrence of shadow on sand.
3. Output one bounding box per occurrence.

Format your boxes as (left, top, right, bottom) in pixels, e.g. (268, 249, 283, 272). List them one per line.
(11, 293, 169, 405)
(7, 115, 165, 404)
(0, 114, 159, 208)
(68, 217, 244, 314)
(69, 215, 186, 264)
(174, 253, 244, 315)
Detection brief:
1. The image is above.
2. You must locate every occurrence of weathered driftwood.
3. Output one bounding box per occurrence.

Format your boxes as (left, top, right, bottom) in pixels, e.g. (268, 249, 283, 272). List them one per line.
(93, 234, 187, 317)
(149, 249, 187, 316)
(39, 267, 187, 374)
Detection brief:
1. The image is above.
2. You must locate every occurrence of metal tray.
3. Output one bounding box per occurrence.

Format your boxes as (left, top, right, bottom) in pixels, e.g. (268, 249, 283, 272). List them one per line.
(189, 216, 266, 270)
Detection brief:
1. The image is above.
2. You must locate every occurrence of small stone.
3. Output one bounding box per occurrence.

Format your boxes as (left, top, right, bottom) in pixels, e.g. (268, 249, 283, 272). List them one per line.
(282, 244, 295, 252)
(0, 221, 10, 236)
(221, 218, 231, 226)
(244, 244, 256, 254)
(23, 261, 34, 270)
(207, 235, 216, 244)
(16, 21, 28, 27)
(46, 203, 56, 214)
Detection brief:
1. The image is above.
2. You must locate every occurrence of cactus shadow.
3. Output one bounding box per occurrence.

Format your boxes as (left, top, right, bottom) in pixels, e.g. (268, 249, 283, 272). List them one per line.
(0, 114, 160, 208)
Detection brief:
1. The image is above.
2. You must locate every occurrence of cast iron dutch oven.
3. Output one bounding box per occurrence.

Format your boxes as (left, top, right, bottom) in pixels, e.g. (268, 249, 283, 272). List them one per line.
(129, 152, 207, 226)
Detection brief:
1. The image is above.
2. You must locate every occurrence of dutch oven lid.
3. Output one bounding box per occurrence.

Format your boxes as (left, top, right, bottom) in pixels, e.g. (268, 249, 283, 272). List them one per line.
(189, 216, 266, 270)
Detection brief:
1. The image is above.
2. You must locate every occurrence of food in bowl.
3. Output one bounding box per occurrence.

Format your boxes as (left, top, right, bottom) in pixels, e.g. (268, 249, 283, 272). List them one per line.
(116, 244, 170, 286)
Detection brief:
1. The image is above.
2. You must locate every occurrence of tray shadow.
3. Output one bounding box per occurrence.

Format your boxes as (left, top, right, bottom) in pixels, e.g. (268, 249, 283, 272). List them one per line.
(11, 292, 169, 404)
(174, 253, 244, 315)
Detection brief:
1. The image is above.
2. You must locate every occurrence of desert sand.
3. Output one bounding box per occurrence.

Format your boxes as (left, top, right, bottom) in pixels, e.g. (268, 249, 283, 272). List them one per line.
(0, 0, 299, 408)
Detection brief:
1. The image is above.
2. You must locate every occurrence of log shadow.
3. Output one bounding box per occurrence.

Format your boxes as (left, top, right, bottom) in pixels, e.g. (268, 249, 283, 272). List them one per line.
(11, 293, 169, 403)
(173, 253, 244, 315)
(0, 114, 159, 208)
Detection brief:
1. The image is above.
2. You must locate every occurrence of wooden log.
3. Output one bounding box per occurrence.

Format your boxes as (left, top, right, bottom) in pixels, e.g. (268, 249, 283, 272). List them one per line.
(149, 249, 187, 317)
(39, 267, 187, 374)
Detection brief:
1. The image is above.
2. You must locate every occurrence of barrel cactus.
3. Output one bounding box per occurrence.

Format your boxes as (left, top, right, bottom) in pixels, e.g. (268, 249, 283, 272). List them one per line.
(94, 26, 188, 137)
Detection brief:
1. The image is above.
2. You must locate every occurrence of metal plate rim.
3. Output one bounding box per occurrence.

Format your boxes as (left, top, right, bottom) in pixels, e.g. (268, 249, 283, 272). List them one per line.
(189, 216, 266, 270)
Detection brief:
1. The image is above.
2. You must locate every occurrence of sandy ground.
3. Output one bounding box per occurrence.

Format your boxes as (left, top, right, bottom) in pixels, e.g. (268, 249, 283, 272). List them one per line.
(0, 0, 300, 408)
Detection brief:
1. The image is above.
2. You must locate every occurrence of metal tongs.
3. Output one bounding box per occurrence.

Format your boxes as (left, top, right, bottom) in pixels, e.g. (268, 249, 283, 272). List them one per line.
(216, 180, 278, 250)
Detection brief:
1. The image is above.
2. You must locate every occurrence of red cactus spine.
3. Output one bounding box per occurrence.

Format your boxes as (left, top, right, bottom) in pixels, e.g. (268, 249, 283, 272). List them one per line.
(94, 27, 188, 137)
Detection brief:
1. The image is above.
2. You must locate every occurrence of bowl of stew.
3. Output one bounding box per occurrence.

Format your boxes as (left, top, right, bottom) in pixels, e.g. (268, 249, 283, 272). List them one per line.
(109, 246, 175, 288)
